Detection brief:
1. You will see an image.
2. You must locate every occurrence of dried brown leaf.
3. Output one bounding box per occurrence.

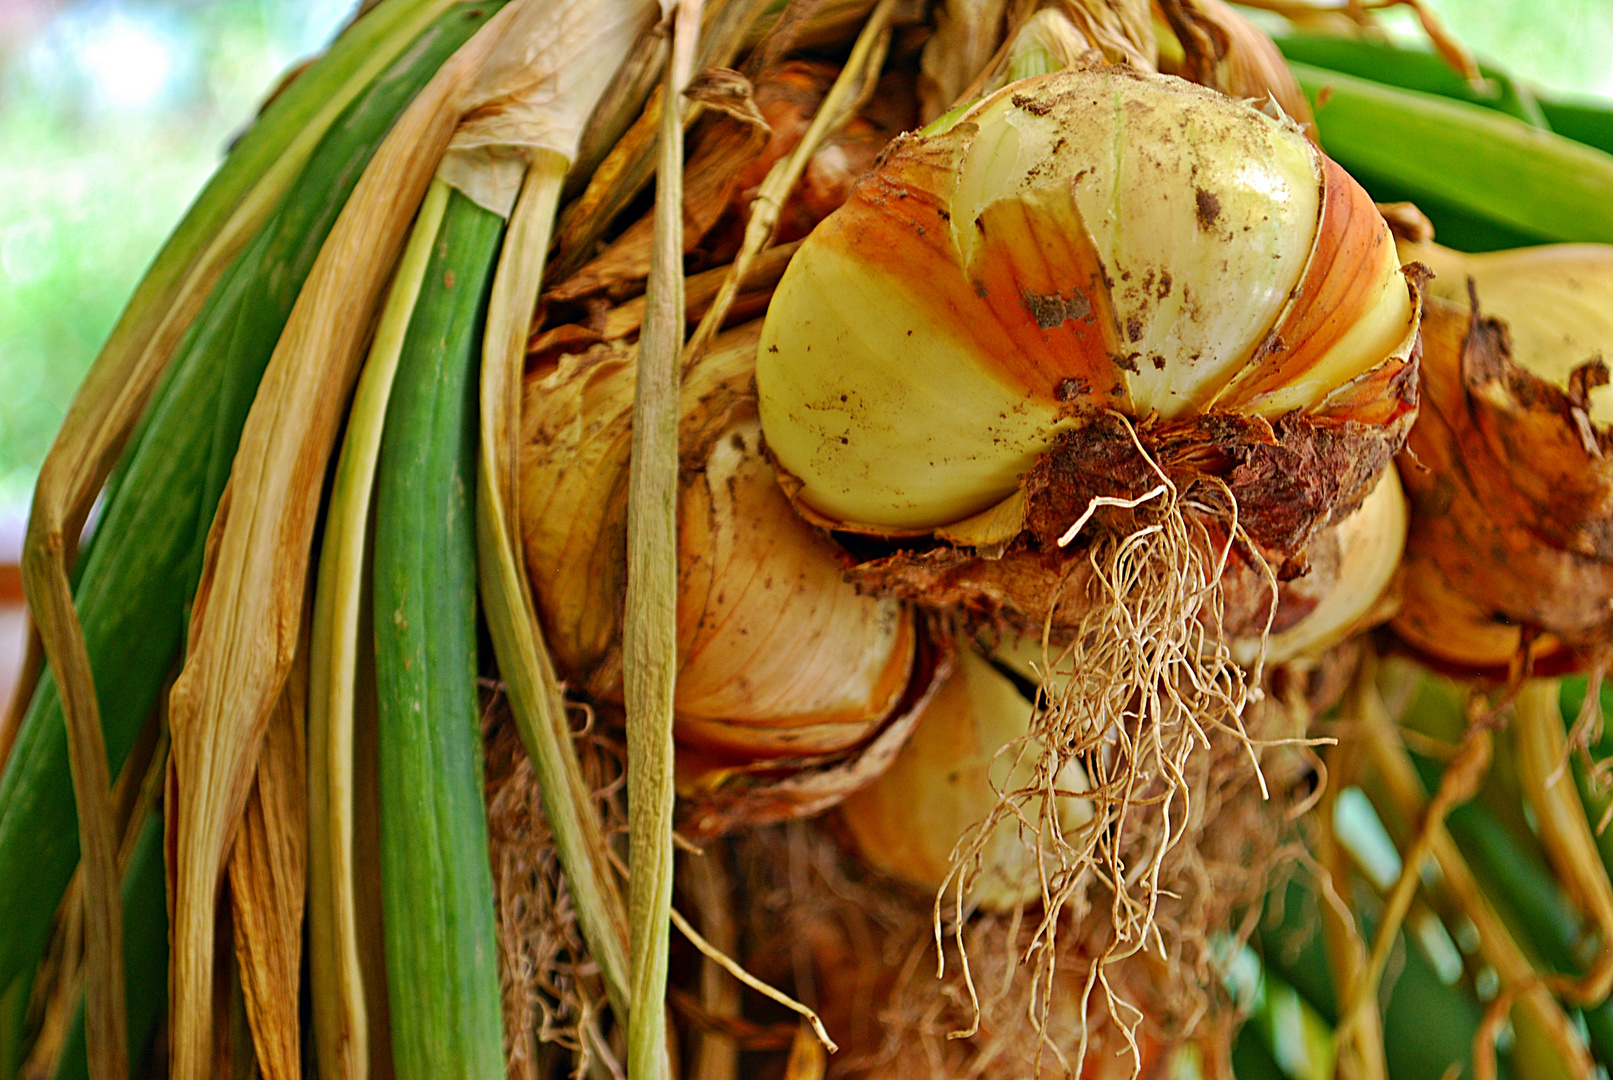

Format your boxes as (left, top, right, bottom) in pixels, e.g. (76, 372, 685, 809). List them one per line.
(229, 643, 308, 1080)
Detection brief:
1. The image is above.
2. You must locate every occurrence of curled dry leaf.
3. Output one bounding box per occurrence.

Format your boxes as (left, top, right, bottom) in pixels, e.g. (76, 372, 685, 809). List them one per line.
(544, 69, 775, 304)
(1391, 241, 1613, 672)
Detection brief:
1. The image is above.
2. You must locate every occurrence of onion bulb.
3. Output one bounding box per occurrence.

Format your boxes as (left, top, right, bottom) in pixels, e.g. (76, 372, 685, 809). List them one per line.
(757, 67, 1419, 634)
(1392, 239, 1613, 672)
(520, 320, 916, 758)
(839, 642, 1092, 911)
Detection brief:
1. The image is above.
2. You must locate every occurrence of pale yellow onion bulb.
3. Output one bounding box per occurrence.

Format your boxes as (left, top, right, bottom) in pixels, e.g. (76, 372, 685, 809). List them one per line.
(757, 68, 1416, 535)
(839, 642, 1092, 912)
(520, 321, 914, 757)
(671, 414, 915, 757)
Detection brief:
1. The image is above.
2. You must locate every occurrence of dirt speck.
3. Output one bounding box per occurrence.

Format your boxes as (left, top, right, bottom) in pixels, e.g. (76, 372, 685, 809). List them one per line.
(1055, 376, 1090, 402)
(1011, 92, 1052, 116)
(1195, 188, 1221, 231)
(1023, 289, 1093, 329)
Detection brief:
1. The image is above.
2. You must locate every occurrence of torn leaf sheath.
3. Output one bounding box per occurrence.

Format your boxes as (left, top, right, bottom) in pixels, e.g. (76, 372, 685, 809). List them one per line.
(1394, 291, 1613, 671)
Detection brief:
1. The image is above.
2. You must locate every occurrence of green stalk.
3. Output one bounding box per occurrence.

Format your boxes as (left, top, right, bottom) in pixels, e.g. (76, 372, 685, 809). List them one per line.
(1538, 97, 1613, 159)
(373, 187, 506, 1080)
(476, 156, 632, 1020)
(16, 4, 472, 1072)
(308, 178, 451, 1080)
(1291, 62, 1613, 246)
(1276, 36, 1548, 128)
(0, 0, 503, 997)
(1232, 1028, 1288, 1080)
(625, 1, 702, 1075)
(0, 975, 28, 1080)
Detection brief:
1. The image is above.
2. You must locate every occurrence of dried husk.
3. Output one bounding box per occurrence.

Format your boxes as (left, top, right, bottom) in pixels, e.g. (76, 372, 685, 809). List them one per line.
(1051, 0, 1157, 70)
(519, 319, 919, 762)
(916, 0, 1012, 122)
(1403, 241, 1613, 555)
(838, 641, 1093, 912)
(1155, 0, 1314, 137)
(1233, 464, 1406, 665)
(545, 62, 916, 309)
(482, 701, 620, 1078)
(1390, 241, 1613, 673)
(543, 69, 778, 305)
(944, 0, 1159, 123)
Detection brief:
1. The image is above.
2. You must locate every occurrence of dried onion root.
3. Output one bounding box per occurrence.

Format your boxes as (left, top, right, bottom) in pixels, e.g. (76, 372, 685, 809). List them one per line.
(729, 671, 1313, 1080)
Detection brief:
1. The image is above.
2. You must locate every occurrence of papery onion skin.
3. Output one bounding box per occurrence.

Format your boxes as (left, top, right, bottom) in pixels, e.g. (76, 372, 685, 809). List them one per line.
(1400, 240, 1613, 556)
(1389, 260, 1613, 674)
(757, 68, 1419, 547)
(672, 415, 914, 757)
(520, 320, 914, 755)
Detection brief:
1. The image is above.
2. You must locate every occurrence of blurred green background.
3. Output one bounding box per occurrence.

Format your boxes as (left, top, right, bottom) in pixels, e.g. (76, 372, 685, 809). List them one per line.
(0, 0, 1609, 523)
(0, 0, 350, 516)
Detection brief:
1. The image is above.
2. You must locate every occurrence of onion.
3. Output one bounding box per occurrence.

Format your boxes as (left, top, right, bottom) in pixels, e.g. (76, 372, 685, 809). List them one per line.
(838, 641, 1092, 911)
(750, 66, 1420, 1011)
(757, 68, 1416, 545)
(520, 320, 917, 758)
